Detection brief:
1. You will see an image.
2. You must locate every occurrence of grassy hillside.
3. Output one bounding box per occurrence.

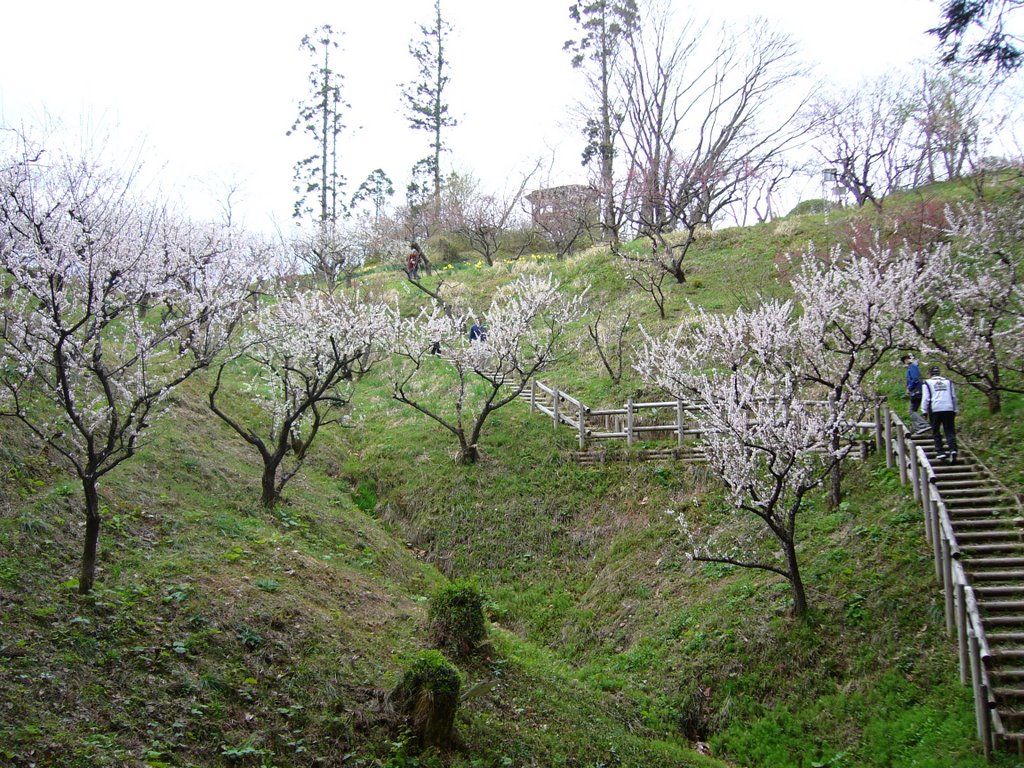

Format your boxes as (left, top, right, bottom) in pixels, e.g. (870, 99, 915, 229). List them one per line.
(3, 182, 1024, 767)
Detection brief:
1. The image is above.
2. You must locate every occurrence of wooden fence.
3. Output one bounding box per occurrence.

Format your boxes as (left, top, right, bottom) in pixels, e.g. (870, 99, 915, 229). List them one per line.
(526, 379, 879, 453)
(523, 379, 1016, 756)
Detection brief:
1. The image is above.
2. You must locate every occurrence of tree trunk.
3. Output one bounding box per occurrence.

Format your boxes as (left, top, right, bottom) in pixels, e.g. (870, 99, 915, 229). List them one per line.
(260, 464, 279, 508)
(784, 538, 808, 616)
(827, 456, 843, 512)
(456, 445, 479, 465)
(79, 477, 101, 595)
(986, 388, 1002, 414)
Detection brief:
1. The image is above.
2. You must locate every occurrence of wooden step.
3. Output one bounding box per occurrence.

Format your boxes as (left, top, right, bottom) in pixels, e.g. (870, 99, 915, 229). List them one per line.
(988, 648, 1024, 661)
(968, 570, 1024, 582)
(939, 486, 1007, 497)
(957, 529, 1024, 541)
(984, 631, 1024, 643)
(946, 503, 1018, 512)
(978, 600, 1024, 612)
(942, 494, 1012, 503)
(954, 518, 1023, 530)
(990, 668, 1024, 679)
(946, 505, 1019, 517)
(977, 585, 1024, 597)
(993, 687, 1024, 697)
(982, 615, 1024, 626)
(962, 561, 1024, 573)
(961, 543, 1024, 555)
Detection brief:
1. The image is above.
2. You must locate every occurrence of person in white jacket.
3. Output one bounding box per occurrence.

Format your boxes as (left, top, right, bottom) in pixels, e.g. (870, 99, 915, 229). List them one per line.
(922, 364, 958, 463)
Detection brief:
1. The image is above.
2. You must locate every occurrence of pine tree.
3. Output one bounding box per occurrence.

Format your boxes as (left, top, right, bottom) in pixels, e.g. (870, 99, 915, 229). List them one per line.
(564, 1, 639, 240)
(288, 24, 348, 222)
(402, 0, 457, 209)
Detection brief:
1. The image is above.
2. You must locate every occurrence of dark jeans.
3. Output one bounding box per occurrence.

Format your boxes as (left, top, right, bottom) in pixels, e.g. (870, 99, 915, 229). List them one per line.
(930, 411, 957, 455)
(909, 392, 922, 412)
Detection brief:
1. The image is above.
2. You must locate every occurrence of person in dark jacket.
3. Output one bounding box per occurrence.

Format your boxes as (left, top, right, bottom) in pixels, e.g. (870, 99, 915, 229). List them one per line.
(922, 364, 958, 464)
(901, 354, 929, 433)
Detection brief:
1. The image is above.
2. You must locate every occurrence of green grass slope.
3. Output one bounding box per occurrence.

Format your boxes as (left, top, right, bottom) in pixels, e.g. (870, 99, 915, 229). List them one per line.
(3, 181, 1023, 767)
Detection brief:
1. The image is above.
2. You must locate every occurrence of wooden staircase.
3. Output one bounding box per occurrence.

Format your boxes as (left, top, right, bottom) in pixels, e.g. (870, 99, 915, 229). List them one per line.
(909, 432, 1024, 752)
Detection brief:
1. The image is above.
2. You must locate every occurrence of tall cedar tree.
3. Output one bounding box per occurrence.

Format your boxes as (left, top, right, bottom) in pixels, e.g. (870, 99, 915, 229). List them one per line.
(564, 0, 639, 240)
(402, 0, 457, 207)
(930, 0, 1024, 73)
(288, 24, 348, 222)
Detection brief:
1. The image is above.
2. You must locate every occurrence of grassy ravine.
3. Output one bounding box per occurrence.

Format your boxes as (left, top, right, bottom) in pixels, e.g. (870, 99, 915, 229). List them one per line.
(2, 182, 1024, 767)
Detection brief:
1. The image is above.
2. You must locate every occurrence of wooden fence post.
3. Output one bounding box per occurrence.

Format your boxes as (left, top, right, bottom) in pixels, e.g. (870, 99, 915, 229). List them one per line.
(883, 405, 894, 469)
(874, 401, 883, 453)
(980, 680, 993, 760)
(922, 480, 934, 549)
(530, 379, 537, 413)
(553, 389, 560, 430)
(897, 427, 908, 486)
(910, 442, 921, 502)
(578, 402, 586, 449)
(941, 535, 954, 637)
(969, 631, 986, 742)
(626, 399, 635, 446)
(676, 399, 685, 448)
(956, 582, 969, 685)
(932, 496, 943, 583)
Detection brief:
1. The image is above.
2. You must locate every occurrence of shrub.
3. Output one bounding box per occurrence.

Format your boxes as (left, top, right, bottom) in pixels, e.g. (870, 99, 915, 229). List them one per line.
(787, 198, 838, 216)
(392, 650, 462, 750)
(428, 579, 487, 657)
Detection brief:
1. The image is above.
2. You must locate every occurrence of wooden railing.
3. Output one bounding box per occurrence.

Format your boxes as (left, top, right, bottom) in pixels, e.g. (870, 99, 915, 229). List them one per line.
(524, 380, 1019, 753)
(882, 405, 1024, 758)
(527, 379, 877, 453)
(526, 380, 704, 449)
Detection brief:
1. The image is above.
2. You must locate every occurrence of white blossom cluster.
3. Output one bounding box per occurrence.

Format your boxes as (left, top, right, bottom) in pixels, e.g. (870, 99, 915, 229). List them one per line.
(0, 141, 265, 471)
(916, 202, 1024, 410)
(390, 273, 586, 462)
(636, 241, 935, 606)
(396, 273, 585, 379)
(237, 289, 394, 438)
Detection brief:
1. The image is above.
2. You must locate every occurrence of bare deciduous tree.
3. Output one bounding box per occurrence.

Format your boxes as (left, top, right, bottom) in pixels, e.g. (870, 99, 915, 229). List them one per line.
(811, 73, 917, 210)
(616, 15, 811, 284)
(586, 305, 633, 383)
(909, 65, 1002, 185)
(287, 219, 366, 291)
(451, 169, 536, 267)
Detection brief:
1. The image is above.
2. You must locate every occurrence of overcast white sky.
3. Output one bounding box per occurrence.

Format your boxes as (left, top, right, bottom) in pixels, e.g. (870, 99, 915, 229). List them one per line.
(0, 0, 947, 232)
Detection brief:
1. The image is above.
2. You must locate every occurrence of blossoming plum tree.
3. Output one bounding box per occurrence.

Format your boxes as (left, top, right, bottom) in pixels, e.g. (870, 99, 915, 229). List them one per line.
(208, 289, 394, 508)
(912, 201, 1024, 414)
(0, 137, 264, 593)
(637, 241, 931, 613)
(391, 274, 586, 464)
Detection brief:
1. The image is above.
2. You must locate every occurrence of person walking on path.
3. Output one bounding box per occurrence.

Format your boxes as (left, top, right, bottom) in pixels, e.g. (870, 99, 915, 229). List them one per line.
(922, 364, 959, 464)
(901, 354, 929, 434)
(406, 244, 420, 280)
